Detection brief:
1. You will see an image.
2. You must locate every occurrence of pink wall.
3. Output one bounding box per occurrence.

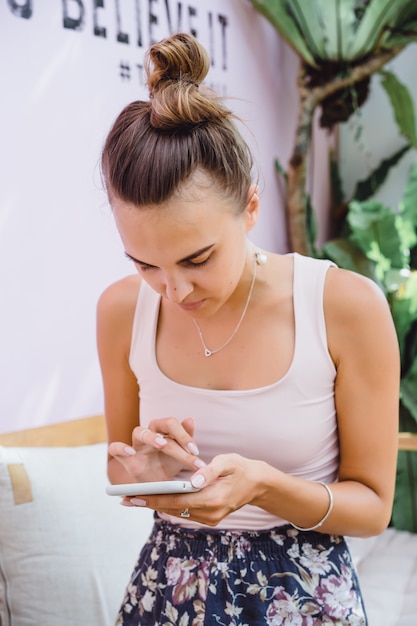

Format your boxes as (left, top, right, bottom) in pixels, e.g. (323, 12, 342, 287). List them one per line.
(0, 1, 331, 432)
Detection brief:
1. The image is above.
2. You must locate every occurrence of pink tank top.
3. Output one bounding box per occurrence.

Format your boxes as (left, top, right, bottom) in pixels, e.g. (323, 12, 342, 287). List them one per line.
(129, 253, 338, 530)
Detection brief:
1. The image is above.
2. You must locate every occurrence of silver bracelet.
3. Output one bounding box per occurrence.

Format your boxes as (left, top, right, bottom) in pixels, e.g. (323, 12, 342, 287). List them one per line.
(290, 482, 334, 532)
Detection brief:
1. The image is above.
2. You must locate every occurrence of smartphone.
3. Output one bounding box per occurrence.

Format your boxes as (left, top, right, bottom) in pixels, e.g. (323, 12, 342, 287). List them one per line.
(106, 480, 200, 497)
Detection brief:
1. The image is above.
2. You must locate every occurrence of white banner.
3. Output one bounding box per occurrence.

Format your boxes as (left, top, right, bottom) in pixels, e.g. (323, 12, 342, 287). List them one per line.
(0, 0, 303, 431)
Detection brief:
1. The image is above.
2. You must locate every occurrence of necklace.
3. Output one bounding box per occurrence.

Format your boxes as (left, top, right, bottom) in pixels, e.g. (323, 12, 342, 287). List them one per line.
(193, 250, 267, 357)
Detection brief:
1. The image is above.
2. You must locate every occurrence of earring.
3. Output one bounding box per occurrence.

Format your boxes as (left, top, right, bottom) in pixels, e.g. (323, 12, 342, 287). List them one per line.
(255, 251, 267, 265)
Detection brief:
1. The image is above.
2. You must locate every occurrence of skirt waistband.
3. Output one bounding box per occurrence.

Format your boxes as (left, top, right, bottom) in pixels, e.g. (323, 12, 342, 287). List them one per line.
(150, 514, 345, 561)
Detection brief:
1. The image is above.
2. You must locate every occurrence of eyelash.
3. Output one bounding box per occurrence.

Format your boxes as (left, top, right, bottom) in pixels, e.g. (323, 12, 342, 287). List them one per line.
(125, 254, 211, 271)
(139, 259, 209, 271)
(186, 258, 210, 267)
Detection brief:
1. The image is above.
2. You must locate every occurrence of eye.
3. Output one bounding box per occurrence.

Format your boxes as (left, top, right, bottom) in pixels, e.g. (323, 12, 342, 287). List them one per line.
(124, 252, 155, 271)
(137, 263, 154, 272)
(185, 256, 210, 268)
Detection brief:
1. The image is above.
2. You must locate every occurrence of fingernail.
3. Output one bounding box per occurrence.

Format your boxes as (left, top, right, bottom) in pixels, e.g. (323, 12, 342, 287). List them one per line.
(124, 446, 136, 456)
(130, 498, 147, 506)
(187, 442, 199, 455)
(191, 474, 205, 488)
(120, 500, 134, 507)
(194, 458, 206, 469)
(155, 435, 167, 446)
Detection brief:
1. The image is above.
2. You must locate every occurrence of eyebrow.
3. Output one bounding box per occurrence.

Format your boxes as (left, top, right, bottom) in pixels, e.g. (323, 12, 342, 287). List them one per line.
(124, 244, 215, 266)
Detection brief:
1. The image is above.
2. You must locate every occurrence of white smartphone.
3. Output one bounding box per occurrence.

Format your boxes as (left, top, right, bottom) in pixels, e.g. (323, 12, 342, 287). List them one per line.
(106, 480, 200, 497)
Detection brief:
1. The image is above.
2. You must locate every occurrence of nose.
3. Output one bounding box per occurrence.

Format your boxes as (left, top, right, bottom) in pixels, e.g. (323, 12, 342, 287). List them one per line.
(164, 274, 193, 303)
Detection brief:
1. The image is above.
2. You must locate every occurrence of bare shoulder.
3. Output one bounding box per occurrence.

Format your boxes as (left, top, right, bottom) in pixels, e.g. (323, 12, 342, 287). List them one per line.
(96, 274, 142, 353)
(325, 265, 390, 320)
(324, 266, 398, 365)
(97, 274, 141, 321)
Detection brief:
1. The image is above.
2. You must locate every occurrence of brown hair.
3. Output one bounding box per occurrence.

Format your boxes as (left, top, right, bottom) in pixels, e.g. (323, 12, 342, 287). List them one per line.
(101, 33, 253, 210)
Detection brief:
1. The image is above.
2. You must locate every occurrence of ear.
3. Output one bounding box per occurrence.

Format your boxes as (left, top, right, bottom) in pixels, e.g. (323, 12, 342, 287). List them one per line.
(244, 184, 260, 233)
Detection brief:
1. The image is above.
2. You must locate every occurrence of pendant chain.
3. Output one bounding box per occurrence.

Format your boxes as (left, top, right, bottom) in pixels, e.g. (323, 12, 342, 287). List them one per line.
(193, 251, 265, 357)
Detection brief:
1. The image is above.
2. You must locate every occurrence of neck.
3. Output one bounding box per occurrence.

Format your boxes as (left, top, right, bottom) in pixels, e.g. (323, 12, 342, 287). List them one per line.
(193, 249, 266, 357)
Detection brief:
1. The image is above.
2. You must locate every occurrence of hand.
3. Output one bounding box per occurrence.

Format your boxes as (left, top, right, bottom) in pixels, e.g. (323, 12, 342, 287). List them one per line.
(127, 453, 263, 526)
(108, 417, 205, 484)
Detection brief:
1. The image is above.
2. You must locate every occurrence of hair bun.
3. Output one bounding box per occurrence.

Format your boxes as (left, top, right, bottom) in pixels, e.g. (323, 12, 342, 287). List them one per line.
(147, 33, 209, 92)
(145, 33, 228, 130)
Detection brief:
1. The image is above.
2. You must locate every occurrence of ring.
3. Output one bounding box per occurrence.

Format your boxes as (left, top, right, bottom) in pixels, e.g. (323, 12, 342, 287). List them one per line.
(180, 508, 191, 518)
(139, 428, 151, 444)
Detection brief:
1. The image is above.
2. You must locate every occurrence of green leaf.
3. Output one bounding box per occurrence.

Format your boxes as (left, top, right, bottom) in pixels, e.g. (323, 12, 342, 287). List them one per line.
(350, 0, 394, 60)
(399, 161, 417, 230)
(395, 214, 417, 256)
(287, 1, 327, 60)
(390, 271, 417, 356)
(352, 144, 411, 201)
(392, 448, 417, 532)
(275, 158, 287, 181)
(250, 0, 417, 66)
(249, 0, 319, 67)
(354, 0, 414, 59)
(401, 356, 417, 424)
(347, 200, 405, 274)
(382, 20, 417, 48)
(318, 238, 381, 284)
(380, 69, 417, 148)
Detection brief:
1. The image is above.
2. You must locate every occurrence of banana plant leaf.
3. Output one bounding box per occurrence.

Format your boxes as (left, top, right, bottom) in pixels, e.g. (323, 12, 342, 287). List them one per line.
(380, 70, 417, 148)
(249, 0, 417, 67)
(319, 238, 382, 284)
(353, 0, 417, 59)
(399, 161, 417, 229)
(401, 355, 417, 423)
(392, 447, 417, 532)
(249, 0, 318, 67)
(390, 271, 417, 357)
(352, 144, 411, 202)
(347, 201, 406, 276)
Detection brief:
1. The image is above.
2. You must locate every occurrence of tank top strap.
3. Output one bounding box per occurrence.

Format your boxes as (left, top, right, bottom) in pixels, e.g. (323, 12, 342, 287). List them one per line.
(291, 253, 336, 374)
(129, 280, 160, 371)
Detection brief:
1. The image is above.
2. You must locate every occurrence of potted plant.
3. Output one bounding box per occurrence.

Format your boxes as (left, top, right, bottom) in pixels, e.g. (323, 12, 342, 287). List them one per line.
(249, 0, 417, 254)
(249, 0, 417, 531)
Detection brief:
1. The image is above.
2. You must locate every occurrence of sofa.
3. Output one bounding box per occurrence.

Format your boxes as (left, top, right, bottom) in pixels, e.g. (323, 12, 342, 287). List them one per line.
(0, 416, 416, 625)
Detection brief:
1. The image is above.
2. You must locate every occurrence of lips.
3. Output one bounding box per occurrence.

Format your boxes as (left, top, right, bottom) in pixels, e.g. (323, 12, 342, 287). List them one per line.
(178, 299, 206, 312)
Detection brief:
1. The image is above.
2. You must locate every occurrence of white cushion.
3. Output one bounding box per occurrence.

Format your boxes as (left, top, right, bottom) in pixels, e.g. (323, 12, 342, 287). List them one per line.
(0, 443, 154, 626)
(348, 529, 417, 625)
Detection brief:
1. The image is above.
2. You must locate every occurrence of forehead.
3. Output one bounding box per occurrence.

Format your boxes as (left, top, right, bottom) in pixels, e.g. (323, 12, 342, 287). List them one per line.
(111, 177, 242, 263)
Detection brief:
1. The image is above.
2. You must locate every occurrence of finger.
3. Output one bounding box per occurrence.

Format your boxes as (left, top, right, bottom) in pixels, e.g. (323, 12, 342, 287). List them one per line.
(190, 454, 232, 489)
(108, 441, 138, 459)
(132, 425, 167, 449)
(181, 417, 195, 437)
(147, 417, 200, 456)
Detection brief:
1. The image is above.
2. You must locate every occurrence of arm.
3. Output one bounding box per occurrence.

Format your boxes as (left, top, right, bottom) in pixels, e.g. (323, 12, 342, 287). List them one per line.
(171, 267, 400, 534)
(97, 275, 204, 486)
(275, 268, 399, 535)
(96, 275, 142, 484)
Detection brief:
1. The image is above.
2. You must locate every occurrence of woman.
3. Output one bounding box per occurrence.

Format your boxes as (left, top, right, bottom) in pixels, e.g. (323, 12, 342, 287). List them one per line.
(97, 32, 400, 625)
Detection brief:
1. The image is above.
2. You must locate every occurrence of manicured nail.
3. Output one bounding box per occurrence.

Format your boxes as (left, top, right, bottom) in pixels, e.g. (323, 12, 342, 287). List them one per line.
(130, 498, 147, 506)
(191, 474, 205, 488)
(187, 442, 200, 455)
(194, 458, 206, 469)
(155, 435, 167, 446)
(124, 446, 136, 456)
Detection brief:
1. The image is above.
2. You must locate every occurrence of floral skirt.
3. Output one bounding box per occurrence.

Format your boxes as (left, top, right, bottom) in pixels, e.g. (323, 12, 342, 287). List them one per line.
(116, 515, 368, 625)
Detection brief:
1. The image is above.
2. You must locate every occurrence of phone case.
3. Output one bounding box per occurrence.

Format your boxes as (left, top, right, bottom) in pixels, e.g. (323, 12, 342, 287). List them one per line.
(106, 480, 200, 496)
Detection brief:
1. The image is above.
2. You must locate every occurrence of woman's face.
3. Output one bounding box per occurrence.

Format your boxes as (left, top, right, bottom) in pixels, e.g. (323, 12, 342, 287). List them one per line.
(111, 173, 259, 318)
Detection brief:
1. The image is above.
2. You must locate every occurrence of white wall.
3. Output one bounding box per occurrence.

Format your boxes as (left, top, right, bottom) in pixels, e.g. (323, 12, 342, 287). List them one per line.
(0, 0, 326, 432)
